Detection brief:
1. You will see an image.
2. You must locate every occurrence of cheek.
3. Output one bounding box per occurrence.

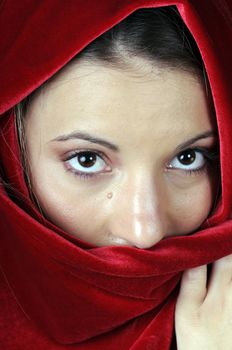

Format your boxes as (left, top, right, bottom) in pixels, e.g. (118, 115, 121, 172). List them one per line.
(169, 177, 215, 235)
(31, 175, 109, 243)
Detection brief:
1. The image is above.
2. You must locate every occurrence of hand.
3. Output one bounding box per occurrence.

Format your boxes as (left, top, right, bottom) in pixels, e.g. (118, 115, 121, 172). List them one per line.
(175, 254, 232, 350)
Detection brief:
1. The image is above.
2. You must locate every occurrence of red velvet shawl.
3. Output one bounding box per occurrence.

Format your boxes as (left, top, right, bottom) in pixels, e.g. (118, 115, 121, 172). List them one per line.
(0, 1, 232, 349)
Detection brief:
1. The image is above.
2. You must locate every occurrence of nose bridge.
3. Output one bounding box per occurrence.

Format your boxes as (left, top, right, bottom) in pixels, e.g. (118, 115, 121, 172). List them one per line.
(110, 170, 165, 249)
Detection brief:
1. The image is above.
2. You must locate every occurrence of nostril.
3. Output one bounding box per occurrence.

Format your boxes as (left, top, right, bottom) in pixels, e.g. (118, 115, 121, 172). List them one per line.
(109, 230, 163, 249)
(109, 234, 134, 247)
(133, 237, 162, 249)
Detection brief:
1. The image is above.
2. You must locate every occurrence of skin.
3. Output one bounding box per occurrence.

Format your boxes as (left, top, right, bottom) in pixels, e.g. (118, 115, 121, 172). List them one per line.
(176, 255, 232, 350)
(23, 59, 232, 348)
(24, 60, 218, 249)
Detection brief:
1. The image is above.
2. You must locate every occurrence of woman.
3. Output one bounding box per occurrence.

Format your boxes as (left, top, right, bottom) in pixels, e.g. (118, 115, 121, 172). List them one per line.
(0, 1, 232, 349)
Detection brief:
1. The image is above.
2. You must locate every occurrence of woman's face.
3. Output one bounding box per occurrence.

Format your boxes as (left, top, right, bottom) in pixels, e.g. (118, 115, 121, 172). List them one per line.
(24, 60, 218, 248)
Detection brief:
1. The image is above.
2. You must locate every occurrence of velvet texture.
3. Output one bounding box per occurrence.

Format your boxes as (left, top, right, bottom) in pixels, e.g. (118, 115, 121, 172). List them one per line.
(0, 0, 232, 349)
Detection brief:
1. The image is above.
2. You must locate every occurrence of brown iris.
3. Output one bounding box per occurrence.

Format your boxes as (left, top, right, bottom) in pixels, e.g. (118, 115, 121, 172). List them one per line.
(178, 149, 196, 165)
(78, 152, 97, 168)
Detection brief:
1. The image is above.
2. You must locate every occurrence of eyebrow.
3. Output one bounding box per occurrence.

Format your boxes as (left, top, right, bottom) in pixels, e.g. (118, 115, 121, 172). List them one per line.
(50, 131, 120, 152)
(175, 130, 217, 152)
(50, 129, 217, 153)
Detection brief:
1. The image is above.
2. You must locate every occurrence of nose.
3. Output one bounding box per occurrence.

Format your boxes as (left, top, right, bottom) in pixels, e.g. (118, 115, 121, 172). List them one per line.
(108, 172, 166, 249)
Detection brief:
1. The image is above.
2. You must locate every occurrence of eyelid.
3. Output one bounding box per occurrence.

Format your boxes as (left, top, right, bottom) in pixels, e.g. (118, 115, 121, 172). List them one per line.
(63, 145, 219, 181)
(63, 149, 112, 179)
(168, 149, 204, 170)
(188, 146, 219, 161)
(166, 146, 219, 173)
(174, 132, 218, 153)
(64, 148, 108, 162)
(172, 145, 219, 162)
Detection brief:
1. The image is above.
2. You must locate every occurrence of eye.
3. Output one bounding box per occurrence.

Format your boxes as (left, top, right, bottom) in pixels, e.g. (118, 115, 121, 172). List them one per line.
(168, 149, 205, 171)
(65, 151, 110, 176)
(66, 151, 109, 173)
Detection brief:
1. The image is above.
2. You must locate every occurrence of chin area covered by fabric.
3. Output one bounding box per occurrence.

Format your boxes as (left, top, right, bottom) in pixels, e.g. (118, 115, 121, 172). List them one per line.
(0, 1, 232, 349)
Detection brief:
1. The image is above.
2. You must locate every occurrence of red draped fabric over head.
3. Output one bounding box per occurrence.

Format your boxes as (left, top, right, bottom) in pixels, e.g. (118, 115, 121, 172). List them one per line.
(0, 1, 232, 349)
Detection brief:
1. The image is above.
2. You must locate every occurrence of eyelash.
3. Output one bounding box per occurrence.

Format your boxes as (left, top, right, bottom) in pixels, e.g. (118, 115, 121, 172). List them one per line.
(170, 146, 219, 176)
(64, 149, 108, 180)
(63, 146, 219, 180)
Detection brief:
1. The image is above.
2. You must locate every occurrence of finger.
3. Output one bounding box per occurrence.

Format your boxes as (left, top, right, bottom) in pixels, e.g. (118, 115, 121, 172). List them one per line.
(207, 254, 232, 298)
(176, 265, 207, 313)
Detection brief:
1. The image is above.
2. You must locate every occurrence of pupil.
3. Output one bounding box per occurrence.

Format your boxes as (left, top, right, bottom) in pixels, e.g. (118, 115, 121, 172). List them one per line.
(178, 149, 196, 165)
(78, 152, 96, 168)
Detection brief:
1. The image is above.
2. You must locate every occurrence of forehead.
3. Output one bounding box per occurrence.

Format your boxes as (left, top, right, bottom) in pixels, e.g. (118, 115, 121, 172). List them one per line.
(27, 60, 214, 140)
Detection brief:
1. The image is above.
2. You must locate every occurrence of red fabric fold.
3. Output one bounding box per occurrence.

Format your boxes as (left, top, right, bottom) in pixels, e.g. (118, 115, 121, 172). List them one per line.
(0, 1, 232, 349)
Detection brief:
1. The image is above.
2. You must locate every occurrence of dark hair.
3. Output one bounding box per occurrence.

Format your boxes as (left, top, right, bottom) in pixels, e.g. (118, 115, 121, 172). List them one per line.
(74, 6, 203, 74)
